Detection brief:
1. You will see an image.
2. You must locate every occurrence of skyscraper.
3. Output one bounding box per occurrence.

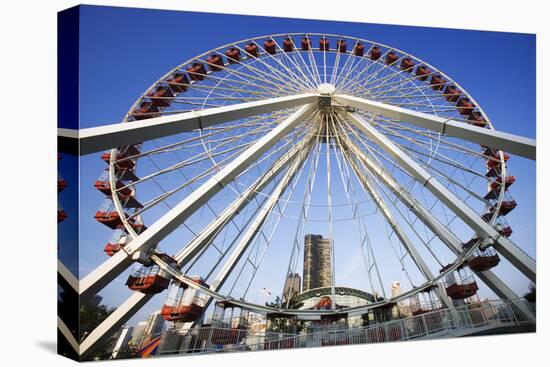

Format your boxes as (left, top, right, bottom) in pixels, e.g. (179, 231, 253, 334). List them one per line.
(303, 234, 332, 292)
(141, 311, 165, 346)
(391, 281, 401, 298)
(130, 321, 147, 348)
(282, 273, 301, 302)
(110, 325, 133, 359)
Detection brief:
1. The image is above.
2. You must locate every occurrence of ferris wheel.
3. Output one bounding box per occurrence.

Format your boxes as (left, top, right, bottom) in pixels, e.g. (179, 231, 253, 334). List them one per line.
(73, 33, 536, 356)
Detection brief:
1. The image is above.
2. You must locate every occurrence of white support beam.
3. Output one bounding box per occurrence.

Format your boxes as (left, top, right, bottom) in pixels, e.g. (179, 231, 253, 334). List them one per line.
(211, 136, 312, 291)
(174, 139, 312, 330)
(58, 317, 80, 354)
(58, 259, 78, 292)
(77, 136, 315, 357)
(334, 94, 536, 160)
(59, 93, 318, 155)
(79, 292, 154, 359)
(342, 146, 454, 309)
(346, 111, 536, 282)
(342, 133, 525, 302)
(79, 103, 317, 302)
(174, 135, 314, 267)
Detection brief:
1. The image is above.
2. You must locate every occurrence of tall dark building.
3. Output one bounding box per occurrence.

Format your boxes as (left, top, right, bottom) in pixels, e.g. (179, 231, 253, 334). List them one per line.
(283, 273, 301, 302)
(303, 234, 332, 292)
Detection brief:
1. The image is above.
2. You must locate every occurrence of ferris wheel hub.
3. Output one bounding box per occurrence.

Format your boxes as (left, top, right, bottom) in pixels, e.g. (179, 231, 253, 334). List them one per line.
(317, 83, 336, 95)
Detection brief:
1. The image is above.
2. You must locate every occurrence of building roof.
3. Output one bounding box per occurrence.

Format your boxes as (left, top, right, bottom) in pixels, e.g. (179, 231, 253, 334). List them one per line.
(291, 286, 378, 304)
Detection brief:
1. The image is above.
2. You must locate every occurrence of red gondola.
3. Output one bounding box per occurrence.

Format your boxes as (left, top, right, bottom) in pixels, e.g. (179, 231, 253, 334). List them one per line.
(187, 63, 207, 81)
(401, 57, 415, 73)
(58, 202, 67, 223)
(410, 285, 443, 316)
(115, 168, 139, 182)
(206, 54, 224, 71)
(94, 198, 145, 231)
(440, 264, 478, 300)
(490, 175, 516, 191)
(130, 218, 147, 234)
(211, 301, 246, 326)
(482, 200, 517, 221)
(301, 37, 311, 51)
(498, 225, 513, 237)
(147, 86, 174, 108)
(120, 144, 140, 156)
(58, 174, 67, 193)
(319, 37, 330, 51)
(209, 301, 248, 344)
(132, 101, 160, 120)
(468, 111, 487, 127)
(444, 85, 461, 102)
(457, 97, 475, 115)
(486, 151, 510, 169)
(337, 39, 347, 53)
(486, 159, 500, 169)
(94, 179, 131, 198)
(485, 167, 500, 178)
(415, 66, 430, 81)
(483, 146, 506, 158)
(118, 195, 143, 210)
(166, 73, 189, 93)
(463, 239, 500, 272)
(354, 42, 365, 57)
(94, 209, 124, 229)
(385, 51, 399, 65)
(161, 277, 209, 322)
(245, 43, 259, 58)
(225, 47, 241, 63)
(370, 46, 381, 61)
(126, 253, 176, 294)
(100, 151, 136, 170)
(58, 210, 67, 223)
(484, 175, 516, 200)
(400, 58, 415, 72)
(283, 38, 293, 52)
(499, 200, 517, 215)
(167, 72, 189, 93)
(103, 243, 121, 257)
(430, 75, 446, 90)
(103, 229, 129, 257)
(264, 39, 277, 55)
(94, 171, 133, 197)
(469, 249, 500, 272)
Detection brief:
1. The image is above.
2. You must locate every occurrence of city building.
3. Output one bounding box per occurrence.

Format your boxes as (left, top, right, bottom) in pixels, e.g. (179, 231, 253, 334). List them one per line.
(391, 281, 401, 298)
(390, 281, 410, 318)
(303, 234, 332, 292)
(282, 273, 301, 302)
(110, 325, 133, 359)
(141, 311, 165, 346)
(130, 321, 147, 348)
(282, 286, 380, 329)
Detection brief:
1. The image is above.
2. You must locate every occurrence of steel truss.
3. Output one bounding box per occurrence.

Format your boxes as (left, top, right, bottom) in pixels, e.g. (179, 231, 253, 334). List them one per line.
(337, 133, 534, 318)
(334, 95, 536, 160)
(345, 111, 535, 282)
(79, 103, 317, 303)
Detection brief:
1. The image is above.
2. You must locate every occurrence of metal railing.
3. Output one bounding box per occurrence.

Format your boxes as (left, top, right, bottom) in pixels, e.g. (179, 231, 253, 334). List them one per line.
(157, 299, 535, 355)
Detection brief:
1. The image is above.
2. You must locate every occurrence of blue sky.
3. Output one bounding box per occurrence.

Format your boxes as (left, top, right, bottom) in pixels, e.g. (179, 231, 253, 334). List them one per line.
(58, 5, 536, 326)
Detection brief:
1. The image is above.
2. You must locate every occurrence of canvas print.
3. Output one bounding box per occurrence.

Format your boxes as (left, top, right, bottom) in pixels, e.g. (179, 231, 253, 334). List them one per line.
(57, 5, 536, 361)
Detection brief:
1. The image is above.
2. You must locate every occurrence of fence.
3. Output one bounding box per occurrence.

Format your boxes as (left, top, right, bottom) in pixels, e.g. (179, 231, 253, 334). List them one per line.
(157, 299, 535, 355)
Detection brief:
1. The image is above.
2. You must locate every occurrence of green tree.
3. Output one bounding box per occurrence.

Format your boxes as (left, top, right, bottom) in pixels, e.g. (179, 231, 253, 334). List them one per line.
(79, 297, 117, 360)
(79, 299, 115, 341)
(524, 283, 536, 303)
(265, 295, 282, 308)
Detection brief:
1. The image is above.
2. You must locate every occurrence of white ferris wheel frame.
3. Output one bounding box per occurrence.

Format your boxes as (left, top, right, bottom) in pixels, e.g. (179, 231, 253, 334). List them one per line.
(57, 33, 536, 357)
